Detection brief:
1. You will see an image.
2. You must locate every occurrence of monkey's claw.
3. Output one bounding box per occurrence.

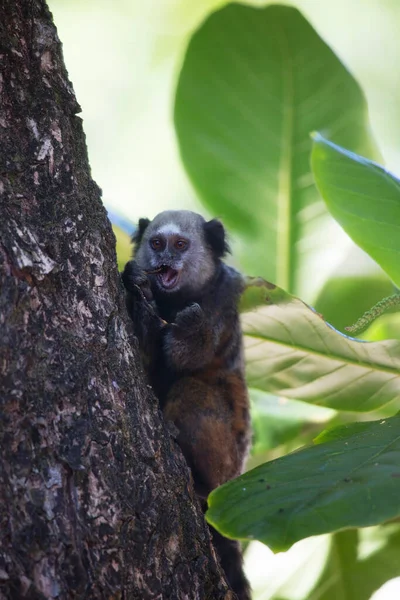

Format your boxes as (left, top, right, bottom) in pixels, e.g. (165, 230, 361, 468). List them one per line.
(122, 260, 153, 302)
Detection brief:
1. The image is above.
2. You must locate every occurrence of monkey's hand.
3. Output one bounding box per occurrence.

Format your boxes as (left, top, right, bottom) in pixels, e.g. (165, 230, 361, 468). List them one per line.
(175, 303, 205, 332)
(121, 260, 163, 359)
(121, 260, 153, 303)
(164, 303, 214, 370)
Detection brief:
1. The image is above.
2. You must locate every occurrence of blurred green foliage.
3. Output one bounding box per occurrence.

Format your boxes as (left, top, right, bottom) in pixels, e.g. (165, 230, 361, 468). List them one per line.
(250, 389, 334, 456)
(307, 527, 400, 600)
(87, 1, 400, 598)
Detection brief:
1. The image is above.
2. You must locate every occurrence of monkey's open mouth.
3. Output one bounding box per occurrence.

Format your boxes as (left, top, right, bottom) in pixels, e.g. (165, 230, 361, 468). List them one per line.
(154, 265, 179, 290)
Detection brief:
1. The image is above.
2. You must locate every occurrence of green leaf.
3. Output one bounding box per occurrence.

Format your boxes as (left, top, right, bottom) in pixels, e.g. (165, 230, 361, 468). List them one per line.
(174, 4, 376, 294)
(241, 277, 400, 412)
(311, 133, 400, 288)
(206, 414, 400, 552)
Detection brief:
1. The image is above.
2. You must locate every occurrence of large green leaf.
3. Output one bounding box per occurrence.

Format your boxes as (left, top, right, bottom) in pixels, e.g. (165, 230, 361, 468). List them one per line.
(174, 4, 376, 293)
(241, 277, 400, 411)
(206, 415, 400, 552)
(311, 133, 400, 288)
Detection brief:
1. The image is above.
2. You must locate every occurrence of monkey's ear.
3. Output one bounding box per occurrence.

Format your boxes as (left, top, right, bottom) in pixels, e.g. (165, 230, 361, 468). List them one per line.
(204, 219, 230, 258)
(132, 218, 151, 245)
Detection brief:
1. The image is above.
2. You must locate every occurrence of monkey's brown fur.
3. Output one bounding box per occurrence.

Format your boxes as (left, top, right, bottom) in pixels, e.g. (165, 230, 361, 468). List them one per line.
(163, 357, 249, 499)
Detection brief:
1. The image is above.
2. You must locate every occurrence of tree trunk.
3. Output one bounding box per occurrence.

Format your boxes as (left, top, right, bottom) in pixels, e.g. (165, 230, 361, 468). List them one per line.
(0, 2, 232, 598)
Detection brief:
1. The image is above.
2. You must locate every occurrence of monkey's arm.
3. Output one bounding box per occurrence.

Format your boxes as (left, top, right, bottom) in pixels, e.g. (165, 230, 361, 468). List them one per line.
(163, 303, 223, 371)
(121, 260, 164, 363)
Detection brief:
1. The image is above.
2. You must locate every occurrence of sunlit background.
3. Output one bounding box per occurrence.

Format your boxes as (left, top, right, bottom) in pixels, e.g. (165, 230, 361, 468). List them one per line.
(48, 1, 400, 598)
(49, 0, 400, 223)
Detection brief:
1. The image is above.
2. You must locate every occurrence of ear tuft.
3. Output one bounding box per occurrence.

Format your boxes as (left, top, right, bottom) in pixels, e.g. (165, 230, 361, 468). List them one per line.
(204, 219, 230, 258)
(132, 218, 151, 246)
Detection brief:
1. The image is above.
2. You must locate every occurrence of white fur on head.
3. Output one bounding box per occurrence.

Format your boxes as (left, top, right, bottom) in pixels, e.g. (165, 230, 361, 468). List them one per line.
(156, 223, 183, 237)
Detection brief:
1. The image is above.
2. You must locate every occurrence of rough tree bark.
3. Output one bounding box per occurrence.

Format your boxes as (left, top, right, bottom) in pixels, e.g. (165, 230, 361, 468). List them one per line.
(0, 2, 233, 598)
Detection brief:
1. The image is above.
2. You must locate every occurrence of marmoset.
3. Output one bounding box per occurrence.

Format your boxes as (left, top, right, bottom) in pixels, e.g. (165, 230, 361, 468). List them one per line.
(122, 210, 251, 600)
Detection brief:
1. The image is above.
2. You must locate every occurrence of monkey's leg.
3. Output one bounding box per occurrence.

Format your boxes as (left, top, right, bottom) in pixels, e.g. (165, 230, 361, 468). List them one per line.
(163, 377, 242, 498)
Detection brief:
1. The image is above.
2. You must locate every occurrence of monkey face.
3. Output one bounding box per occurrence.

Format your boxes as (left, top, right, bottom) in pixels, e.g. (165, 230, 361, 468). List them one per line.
(140, 226, 211, 294)
(145, 233, 189, 291)
(134, 210, 229, 296)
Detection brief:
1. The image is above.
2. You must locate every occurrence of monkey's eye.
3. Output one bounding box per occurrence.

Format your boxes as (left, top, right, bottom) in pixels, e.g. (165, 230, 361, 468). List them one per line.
(175, 239, 188, 251)
(150, 238, 163, 250)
